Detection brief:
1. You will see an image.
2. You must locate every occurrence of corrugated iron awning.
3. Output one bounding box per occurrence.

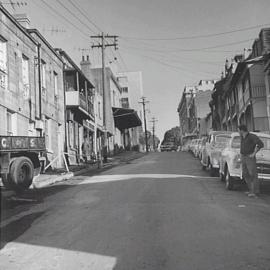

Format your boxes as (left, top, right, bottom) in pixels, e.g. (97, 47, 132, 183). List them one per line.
(112, 107, 142, 130)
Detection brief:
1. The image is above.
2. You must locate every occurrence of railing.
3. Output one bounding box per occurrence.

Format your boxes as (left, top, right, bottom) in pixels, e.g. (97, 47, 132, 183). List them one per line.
(252, 85, 266, 98)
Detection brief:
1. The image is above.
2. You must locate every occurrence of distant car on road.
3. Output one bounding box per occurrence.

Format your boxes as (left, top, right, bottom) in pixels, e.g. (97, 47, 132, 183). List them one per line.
(201, 131, 233, 176)
(219, 132, 270, 190)
(160, 142, 178, 152)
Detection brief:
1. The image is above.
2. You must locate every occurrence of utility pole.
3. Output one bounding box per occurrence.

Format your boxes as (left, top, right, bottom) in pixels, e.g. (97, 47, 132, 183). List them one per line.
(150, 117, 158, 151)
(139, 97, 150, 153)
(91, 33, 118, 162)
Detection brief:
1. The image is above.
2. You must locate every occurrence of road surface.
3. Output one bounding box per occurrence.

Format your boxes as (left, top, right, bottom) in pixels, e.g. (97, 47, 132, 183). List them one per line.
(1, 152, 270, 270)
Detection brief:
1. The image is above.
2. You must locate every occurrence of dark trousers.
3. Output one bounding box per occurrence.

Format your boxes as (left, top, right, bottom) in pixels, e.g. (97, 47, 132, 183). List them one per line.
(242, 155, 260, 194)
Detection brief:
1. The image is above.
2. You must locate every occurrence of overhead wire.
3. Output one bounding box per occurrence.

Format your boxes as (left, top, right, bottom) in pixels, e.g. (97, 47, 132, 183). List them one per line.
(67, 0, 103, 33)
(121, 38, 254, 53)
(121, 23, 270, 41)
(121, 48, 219, 77)
(54, 0, 97, 34)
(38, 0, 89, 39)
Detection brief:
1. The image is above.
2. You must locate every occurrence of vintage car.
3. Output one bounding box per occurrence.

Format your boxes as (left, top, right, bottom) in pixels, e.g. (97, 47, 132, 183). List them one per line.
(197, 137, 207, 160)
(194, 138, 205, 158)
(201, 131, 233, 176)
(219, 132, 270, 190)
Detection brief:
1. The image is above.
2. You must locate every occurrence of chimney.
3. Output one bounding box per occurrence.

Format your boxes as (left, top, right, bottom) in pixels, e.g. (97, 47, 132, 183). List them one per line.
(13, 13, 30, 29)
(80, 55, 92, 81)
(243, 48, 251, 59)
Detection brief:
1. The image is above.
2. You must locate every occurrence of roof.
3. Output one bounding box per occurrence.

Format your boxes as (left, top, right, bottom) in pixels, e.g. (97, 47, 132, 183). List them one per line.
(28, 29, 63, 63)
(57, 49, 95, 88)
(0, 4, 37, 45)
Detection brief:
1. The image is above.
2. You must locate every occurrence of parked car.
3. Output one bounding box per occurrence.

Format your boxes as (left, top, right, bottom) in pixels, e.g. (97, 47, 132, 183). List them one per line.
(201, 131, 233, 176)
(194, 139, 203, 158)
(190, 139, 199, 156)
(197, 137, 207, 160)
(219, 132, 270, 190)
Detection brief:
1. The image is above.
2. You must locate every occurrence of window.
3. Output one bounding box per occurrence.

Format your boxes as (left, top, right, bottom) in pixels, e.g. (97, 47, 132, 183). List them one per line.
(22, 55, 29, 98)
(231, 136, 241, 148)
(121, 87, 128, 93)
(98, 101, 101, 119)
(53, 71, 58, 97)
(7, 111, 12, 135)
(41, 60, 46, 92)
(0, 37, 7, 90)
(121, 97, 129, 109)
(6, 111, 16, 135)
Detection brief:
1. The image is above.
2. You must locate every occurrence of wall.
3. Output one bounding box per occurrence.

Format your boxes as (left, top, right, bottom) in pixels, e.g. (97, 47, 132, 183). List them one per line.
(29, 31, 65, 167)
(0, 9, 37, 136)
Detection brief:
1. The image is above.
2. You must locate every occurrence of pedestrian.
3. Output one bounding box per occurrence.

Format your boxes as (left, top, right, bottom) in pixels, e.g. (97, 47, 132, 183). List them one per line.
(238, 124, 264, 197)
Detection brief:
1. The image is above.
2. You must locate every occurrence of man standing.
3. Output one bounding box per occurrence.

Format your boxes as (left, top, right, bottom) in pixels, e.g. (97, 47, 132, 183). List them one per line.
(239, 125, 264, 197)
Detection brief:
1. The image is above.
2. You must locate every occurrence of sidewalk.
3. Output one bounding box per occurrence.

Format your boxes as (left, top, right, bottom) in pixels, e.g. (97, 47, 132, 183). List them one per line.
(0, 151, 145, 198)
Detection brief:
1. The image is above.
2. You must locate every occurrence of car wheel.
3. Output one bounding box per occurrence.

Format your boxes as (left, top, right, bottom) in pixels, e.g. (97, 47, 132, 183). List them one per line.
(208, 159, 216, 177)
(9, 157, 34, 192)
(219, 170, 225, 182)
(209, 164, 217, 177)
(225, 166, 234, 190)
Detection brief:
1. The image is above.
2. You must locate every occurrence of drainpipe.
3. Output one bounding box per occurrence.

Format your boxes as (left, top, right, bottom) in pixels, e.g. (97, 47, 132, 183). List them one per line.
(63, 65, 68, 163)
(37, 43, 42, 121)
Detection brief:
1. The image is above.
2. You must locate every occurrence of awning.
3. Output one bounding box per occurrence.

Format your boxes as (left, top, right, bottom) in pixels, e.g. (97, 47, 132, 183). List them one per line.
(112, 107, 142, 130)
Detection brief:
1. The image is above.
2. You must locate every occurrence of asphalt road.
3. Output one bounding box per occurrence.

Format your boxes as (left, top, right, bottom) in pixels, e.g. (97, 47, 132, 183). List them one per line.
(1, 152, 270, 270)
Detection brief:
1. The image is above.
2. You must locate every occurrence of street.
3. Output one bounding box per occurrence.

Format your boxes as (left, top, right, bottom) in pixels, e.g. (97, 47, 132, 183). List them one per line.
(1, 152, 270, 270)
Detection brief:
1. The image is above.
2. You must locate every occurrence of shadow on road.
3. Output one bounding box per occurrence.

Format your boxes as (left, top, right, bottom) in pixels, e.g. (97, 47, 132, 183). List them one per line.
(1, 152, 270, 269)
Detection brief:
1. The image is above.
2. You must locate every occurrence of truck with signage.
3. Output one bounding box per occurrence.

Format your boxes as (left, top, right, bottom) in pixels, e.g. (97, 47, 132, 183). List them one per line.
(0, 136, 46, 192)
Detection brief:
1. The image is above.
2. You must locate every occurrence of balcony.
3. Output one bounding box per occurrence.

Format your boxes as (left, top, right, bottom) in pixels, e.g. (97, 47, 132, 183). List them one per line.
(66, 91, 93, 120)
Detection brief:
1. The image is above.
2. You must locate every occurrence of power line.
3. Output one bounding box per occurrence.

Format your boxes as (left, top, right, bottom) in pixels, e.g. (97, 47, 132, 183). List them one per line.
(121, 48, 219, 77)
(67, 0, 103, 33)
(39, 0, 89, 38)
(121, 38, 253, 53)
(54, 0, 97, 34)
(121, 23, 270, 41)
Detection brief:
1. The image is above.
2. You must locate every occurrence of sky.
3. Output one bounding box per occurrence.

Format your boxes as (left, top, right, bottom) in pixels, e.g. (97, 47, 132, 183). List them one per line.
(4, 0, 270, 139)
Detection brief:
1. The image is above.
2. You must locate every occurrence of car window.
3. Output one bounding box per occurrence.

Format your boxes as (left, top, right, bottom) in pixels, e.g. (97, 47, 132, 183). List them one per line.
(259, 137, 270, 150)
(215, 135, 231, 147)
(231, 136, 241, 148)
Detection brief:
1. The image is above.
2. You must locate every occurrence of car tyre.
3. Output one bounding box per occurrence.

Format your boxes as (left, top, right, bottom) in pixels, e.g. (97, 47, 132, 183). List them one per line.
(208, 159, 216, 177)
(225, 166, 234, 190)
(219, 170, 225, 182)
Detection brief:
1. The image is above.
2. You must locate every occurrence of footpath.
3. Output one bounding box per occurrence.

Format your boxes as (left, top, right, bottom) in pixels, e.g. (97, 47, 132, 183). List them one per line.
(0, 151, 145, 200)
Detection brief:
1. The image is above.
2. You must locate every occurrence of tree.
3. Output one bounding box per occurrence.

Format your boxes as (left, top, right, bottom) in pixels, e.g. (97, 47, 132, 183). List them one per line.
(162, 126, 181, 145)
(139, 131, 160, 151)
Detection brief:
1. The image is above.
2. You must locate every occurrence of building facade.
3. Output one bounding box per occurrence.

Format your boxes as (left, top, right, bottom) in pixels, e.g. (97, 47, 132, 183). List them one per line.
(0, 8, 65, 168)
(117, 71, 144, 150)
(57, 50, 95, 165)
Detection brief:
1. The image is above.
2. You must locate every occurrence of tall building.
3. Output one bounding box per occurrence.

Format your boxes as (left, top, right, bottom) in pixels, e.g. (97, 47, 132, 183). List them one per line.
(117, 71, 144, 149)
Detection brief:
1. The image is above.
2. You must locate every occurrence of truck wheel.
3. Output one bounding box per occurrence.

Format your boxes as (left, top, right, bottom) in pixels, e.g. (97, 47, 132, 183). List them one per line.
(225, 167, 234, 190)
(9, 157, 34, 191)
